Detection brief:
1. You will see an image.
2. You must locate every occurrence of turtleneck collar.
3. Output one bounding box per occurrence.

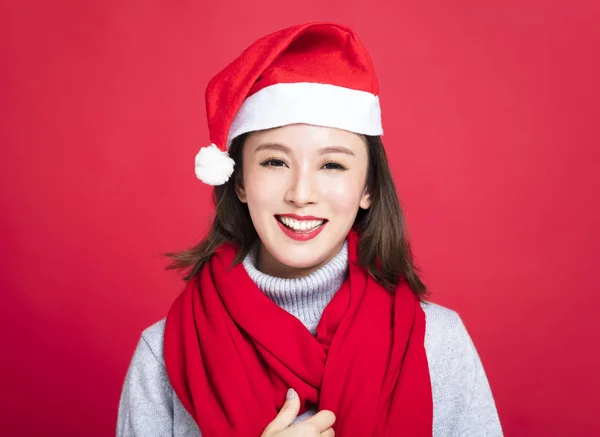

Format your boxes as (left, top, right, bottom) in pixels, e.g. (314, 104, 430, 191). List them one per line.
(242, 240, 349, 335)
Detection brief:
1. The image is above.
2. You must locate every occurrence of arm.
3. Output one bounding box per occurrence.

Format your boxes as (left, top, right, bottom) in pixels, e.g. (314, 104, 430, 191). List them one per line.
(452, 315, 504, 436)
(116, 334, 174, 437)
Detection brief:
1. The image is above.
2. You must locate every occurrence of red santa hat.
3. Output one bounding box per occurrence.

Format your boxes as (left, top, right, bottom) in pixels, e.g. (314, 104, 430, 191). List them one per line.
(195, 22, 383, 185)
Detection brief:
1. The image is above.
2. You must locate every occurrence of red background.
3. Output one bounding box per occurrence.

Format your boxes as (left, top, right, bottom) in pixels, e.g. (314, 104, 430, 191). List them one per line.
(1, 1, 599, 436)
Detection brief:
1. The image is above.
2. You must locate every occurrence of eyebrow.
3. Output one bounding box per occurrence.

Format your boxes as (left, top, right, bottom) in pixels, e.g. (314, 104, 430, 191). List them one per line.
(255, 143, 355, 156)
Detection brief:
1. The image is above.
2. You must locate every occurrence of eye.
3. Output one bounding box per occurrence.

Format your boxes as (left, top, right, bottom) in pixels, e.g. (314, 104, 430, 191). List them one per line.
(322, 161, 348, 170)
(260, 158, 287, 168)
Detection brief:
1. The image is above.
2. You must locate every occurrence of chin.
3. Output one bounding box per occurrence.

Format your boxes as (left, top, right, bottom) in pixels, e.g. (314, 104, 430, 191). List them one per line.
(264, 228, 344, 271)
(271, 248, 326, 270)
(265, 235, 321, 261)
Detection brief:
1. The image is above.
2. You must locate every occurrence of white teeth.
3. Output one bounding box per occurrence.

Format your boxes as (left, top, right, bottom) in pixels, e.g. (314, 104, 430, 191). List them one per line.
(278, 216, 325, 232)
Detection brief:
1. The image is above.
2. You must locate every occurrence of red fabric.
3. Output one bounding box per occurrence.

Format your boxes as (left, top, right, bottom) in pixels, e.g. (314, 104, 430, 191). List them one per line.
(205, 22, 379, 150)
(164, 229, 433, 436)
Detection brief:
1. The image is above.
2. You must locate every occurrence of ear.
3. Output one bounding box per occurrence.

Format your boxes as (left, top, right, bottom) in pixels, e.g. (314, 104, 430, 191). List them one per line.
(235, 181, 247, 203)
(359, 187, 371, 209)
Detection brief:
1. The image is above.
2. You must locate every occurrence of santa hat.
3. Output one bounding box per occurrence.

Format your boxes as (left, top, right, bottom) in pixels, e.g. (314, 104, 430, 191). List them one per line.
(194, 22, 383, 185)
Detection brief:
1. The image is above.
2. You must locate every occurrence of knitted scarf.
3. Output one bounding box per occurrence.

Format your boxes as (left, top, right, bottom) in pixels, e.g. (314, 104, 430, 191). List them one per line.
(164, 229, 433, 436)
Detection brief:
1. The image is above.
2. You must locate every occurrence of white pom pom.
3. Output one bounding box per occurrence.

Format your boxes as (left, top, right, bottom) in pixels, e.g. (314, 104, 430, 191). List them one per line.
(194, 143, 235, 185)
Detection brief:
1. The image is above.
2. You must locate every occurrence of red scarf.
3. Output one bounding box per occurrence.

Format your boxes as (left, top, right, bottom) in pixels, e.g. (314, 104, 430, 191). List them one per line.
(164, 229, 433, 436)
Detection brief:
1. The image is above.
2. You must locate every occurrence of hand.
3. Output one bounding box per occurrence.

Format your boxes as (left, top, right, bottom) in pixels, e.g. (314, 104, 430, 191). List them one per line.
(260, 388, 336, 437)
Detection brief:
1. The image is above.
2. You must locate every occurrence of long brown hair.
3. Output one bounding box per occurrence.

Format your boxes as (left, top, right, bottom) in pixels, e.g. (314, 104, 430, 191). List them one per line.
(162, 133, 430, 301)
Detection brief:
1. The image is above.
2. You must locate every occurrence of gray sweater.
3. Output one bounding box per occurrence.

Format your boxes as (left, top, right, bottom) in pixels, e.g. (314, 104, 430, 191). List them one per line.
(117, 241, 503, 436)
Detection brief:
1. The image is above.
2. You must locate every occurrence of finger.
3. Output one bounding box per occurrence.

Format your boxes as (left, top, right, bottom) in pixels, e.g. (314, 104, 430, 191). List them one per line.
(302, 410, 336, 432)
(263, 388, 301, 434)
(321, 428, 335, 437)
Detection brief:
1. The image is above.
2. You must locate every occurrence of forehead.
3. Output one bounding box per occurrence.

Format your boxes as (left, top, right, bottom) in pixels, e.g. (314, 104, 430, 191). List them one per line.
(245, 123, 367, 154)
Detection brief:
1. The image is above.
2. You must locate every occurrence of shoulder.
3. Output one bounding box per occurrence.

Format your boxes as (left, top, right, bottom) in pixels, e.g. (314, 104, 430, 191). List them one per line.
(138, 318, 167, 365)
(419, 300, 478, 366)
(419, 300, 466, 338)
(419, 300, 461, 327)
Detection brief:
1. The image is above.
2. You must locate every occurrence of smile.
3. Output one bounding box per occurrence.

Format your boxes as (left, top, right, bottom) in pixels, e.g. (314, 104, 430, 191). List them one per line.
(276, 216, 325, 231)
(274, 215, 328, 241)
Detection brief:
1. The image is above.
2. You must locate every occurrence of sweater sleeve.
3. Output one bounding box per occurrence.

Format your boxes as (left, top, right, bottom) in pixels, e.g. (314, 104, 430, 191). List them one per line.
(116, 334, 174, 437)
(452, 314, 504, 436)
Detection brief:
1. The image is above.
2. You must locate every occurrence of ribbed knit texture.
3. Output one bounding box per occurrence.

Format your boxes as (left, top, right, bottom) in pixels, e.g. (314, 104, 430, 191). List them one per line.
(242, 239, 348, 335)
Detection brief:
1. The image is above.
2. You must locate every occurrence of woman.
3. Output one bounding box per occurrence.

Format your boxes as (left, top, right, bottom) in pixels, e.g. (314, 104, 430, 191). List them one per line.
(117, 22, 503, 436)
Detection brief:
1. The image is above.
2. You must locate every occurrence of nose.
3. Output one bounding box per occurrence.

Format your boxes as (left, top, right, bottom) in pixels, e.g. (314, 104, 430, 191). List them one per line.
(284, 167, 318, 207)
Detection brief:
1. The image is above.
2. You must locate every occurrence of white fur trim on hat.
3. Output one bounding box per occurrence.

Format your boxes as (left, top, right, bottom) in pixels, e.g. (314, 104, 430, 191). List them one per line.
(226, 82, 383, 146)
(194, 143, 235, 186)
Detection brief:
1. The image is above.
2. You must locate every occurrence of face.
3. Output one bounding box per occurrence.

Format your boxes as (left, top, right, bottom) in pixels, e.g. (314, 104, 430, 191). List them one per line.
(236, 123, 371, 278)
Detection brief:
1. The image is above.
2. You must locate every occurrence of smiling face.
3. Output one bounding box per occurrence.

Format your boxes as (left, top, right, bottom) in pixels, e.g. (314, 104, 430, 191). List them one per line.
(236, 123, 371, 278)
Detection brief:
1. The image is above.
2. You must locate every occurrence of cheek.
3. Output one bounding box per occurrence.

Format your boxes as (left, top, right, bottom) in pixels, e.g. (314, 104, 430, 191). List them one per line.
(320, 176, 364, 212)
(243, 170, 281, 212)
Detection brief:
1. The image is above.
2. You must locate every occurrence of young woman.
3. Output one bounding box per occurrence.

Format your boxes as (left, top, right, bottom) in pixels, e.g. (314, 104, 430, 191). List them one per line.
(117, 23, 503, 437)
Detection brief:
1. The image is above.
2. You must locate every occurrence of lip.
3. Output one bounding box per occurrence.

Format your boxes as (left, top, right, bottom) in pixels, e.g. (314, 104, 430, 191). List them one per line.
(276, 213, 327, 221)
(274, 215, 327, 241)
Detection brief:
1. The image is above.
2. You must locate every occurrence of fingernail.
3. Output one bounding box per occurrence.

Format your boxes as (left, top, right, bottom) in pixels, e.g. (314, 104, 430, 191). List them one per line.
(286, 388, 296, 400)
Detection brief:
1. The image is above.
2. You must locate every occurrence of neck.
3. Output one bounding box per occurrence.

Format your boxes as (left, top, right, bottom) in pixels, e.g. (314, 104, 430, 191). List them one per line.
(256, 241, 346, 278)
(242, 239, 349, 335)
